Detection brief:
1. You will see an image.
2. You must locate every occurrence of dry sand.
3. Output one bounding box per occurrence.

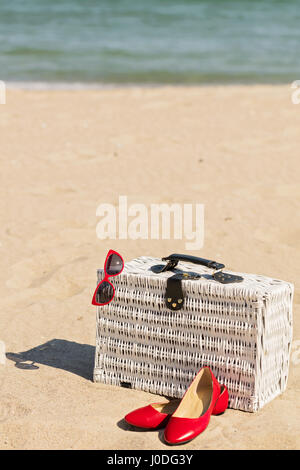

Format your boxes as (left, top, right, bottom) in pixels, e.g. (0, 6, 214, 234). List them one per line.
(0, 85, 299, 449)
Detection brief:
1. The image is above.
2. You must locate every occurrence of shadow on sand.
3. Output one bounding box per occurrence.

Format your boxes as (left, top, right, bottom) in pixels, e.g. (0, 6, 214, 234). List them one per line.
(6, 339, 95, 380)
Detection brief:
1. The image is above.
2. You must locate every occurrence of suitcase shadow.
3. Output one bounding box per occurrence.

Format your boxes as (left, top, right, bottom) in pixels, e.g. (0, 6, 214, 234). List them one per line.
(6, 338, 95, 381)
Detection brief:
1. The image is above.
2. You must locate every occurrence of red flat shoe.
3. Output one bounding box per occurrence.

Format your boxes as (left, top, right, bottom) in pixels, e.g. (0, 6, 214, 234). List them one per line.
(124, 380, 228, 430)
(125, 399, 180, 429)
(164, 367, 228, 445)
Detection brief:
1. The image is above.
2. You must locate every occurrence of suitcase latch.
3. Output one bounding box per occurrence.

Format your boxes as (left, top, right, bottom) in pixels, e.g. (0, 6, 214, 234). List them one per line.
(165, 272, 201, 311)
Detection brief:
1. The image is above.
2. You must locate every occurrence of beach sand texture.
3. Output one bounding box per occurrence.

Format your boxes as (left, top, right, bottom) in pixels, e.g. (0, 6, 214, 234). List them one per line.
(0, 85, 299, 449)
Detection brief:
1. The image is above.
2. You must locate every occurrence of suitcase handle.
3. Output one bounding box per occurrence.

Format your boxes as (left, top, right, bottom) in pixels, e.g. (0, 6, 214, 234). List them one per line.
(162, 253, 225, 272)
(154, 254, 243, 310)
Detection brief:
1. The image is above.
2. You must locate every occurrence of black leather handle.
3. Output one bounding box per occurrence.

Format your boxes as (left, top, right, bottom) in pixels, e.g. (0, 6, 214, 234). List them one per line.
(162, 253, 225, 271)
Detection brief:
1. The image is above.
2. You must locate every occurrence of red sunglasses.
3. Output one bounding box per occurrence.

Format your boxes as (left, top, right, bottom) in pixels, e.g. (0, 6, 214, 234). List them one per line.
(91, 250, 124, 306)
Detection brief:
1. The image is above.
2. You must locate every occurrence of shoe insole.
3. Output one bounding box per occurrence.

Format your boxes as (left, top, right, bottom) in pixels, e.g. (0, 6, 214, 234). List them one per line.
(172, 368, 213, 419)
(151, 399, 180, 415)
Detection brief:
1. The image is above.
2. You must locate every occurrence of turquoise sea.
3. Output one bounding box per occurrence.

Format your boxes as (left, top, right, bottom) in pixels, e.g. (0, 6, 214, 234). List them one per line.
(0, 0, 299, 85)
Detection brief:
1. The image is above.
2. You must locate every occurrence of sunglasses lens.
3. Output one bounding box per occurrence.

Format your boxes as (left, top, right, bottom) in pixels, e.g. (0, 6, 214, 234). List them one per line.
(106, 253, 123, 275)
(95, 281, 114, 304)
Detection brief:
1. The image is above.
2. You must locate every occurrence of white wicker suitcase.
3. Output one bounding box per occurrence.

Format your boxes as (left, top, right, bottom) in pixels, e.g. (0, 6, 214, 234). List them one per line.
(93, 254, 293, 412)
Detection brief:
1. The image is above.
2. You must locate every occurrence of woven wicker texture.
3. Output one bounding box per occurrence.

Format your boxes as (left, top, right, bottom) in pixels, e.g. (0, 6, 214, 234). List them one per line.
(94, 257, 293, 412)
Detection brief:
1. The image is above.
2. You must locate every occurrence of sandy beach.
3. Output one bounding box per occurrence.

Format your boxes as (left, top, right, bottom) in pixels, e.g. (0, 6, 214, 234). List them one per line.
(0, 85, 299, 449)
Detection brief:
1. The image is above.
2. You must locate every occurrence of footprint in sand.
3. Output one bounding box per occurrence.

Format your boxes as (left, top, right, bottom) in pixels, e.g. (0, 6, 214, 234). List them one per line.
(6, 258, 59, 289)
(7, 255, 87, 300)
(0, 398, 31, 424)
(29, 266, 61, 288)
